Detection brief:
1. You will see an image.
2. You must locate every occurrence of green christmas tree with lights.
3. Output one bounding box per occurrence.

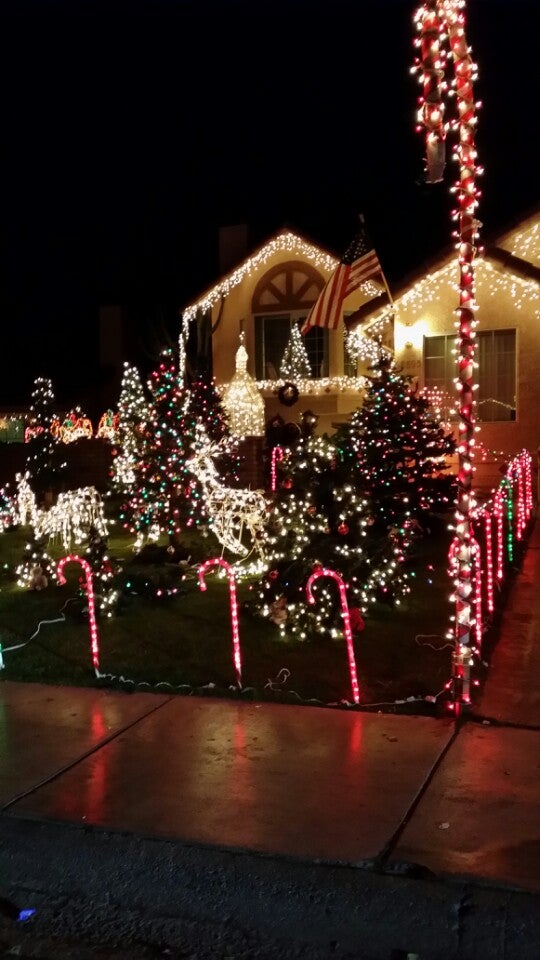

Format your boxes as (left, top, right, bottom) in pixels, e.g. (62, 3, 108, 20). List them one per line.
(337, 348, 455, 538)
(24, 377, 61, 497)
(121, 350, 236, 551)
(84, 525, 120, 617)
(254, 434, 410, 641)
(111, 363, 149, 494)
(279, 323, 312, 380)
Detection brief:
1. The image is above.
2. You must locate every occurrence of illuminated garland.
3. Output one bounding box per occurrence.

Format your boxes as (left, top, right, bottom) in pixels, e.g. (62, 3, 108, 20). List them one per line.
(255, 375, 368, 395)
(413, 0, 482, 708)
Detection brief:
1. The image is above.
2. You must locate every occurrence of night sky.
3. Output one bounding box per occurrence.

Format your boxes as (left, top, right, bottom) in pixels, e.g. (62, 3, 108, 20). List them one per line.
(2, 0, 538, 409)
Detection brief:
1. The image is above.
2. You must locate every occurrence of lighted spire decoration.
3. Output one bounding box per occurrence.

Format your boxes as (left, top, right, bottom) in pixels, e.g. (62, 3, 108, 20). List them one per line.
(413, 0, 482, 707)
(221, 332, 265, 437)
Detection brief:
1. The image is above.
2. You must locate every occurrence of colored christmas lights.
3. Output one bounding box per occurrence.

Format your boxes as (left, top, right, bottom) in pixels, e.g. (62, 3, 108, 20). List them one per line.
(122, 349, 238, 550)
(413, 0, 482, 706)
(59, 409, 93, 443)
(96, 409, 119, 442)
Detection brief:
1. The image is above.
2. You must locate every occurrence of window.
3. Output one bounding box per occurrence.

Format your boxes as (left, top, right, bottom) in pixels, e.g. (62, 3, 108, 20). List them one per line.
(424, 330, 516, 422)
(254, 315, 328, 380)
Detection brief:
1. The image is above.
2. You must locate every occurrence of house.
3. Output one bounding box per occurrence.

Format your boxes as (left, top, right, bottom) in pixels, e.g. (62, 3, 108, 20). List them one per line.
(346, 209, 540, 491)
(181, 227, 391, 436)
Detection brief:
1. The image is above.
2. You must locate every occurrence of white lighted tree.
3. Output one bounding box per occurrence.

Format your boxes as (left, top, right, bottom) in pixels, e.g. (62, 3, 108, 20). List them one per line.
(111, 363, 149, 493)
(279, 323, 312, 380)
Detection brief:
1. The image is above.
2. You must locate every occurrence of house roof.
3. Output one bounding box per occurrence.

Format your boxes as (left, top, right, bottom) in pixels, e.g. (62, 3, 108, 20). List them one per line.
(181, 228, 338, 323)
(347, 207, 540, 330)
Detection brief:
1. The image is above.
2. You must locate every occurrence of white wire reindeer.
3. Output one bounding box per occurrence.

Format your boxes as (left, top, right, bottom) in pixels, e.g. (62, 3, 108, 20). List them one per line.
(186, 431, 268, 561)
(34, 486, 108, 551)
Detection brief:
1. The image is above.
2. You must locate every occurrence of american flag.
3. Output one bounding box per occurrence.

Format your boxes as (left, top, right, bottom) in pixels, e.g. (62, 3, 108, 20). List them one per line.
(301, 225, 383, 335)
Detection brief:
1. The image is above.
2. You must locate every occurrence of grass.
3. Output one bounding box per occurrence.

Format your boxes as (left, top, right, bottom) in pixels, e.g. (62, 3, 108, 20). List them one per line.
(0, 512, 458, 712)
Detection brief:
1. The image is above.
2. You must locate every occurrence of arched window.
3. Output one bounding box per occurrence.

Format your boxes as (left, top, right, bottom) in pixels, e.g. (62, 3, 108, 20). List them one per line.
(252, 262, 328, 379)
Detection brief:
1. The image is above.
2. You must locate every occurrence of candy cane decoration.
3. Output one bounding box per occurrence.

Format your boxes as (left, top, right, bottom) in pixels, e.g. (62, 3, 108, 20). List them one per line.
(270, 446, 284, 493)
(482, 509, 494, 614)
(306, 567, 360, 704)
(413, 0, 481, 706)
(57, 555, 101, 676)
(472, 536, 482, 657)
(198, 558, 242, 687)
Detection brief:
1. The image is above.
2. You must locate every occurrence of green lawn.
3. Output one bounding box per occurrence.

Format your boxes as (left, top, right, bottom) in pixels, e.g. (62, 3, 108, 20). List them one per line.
(0, 519, 456, 711)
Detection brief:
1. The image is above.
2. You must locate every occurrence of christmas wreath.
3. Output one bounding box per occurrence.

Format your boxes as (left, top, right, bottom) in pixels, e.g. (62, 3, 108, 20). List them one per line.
(278, 381, 299, 407)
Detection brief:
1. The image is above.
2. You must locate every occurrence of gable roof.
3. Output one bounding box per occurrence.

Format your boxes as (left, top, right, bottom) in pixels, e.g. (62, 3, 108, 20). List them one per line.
(181, 228, 338, 323)
(348, 208, 540, 330)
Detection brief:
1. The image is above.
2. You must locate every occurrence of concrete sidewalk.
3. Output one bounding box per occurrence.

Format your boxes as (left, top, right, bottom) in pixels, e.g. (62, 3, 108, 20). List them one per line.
(0, 521, 539, 958)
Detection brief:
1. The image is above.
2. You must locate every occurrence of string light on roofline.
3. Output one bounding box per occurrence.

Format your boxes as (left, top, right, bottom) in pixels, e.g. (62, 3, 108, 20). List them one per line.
(182, 233, 338, 325)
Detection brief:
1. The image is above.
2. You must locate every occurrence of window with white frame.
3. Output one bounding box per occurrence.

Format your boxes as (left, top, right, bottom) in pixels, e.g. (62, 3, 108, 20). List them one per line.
(424, 330, 516, 422)
(254, 315, 328, 380)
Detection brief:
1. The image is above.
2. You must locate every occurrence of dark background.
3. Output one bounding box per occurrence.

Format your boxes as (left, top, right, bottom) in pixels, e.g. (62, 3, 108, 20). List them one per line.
(1, 0, 538, 409)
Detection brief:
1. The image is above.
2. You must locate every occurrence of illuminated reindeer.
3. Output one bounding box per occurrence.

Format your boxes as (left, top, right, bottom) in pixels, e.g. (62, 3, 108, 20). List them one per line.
(186, 430, 268, 561)
(34, 486, 108, 550)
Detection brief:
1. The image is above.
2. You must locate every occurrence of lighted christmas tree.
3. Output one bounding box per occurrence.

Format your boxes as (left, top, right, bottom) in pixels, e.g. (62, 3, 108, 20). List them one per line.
(279, 323, 312, 380)
(254, 434, 410, 640)
(121, 350, 236, 550)
(0, 483, 17, 531)
(84, 525, 119, 617)
(337, 348, 455, 538)
(111, 363, 149, 493)
(24, 377, 60, 496)
(16, 533, 55, 590)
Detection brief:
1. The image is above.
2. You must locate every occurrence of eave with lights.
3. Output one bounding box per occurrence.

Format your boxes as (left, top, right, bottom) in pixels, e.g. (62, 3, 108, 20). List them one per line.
(346, 210, 540, 493)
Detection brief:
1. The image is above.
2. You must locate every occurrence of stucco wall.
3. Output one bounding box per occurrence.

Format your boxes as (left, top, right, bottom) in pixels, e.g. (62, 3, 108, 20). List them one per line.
(391, 256, 540, 486)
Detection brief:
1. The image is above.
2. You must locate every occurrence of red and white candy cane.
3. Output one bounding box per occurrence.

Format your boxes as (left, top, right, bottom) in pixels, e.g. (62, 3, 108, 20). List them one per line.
(57, 555, 101, 676)
(198, 558, 242, 688)
(306, 567, 360, 704)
